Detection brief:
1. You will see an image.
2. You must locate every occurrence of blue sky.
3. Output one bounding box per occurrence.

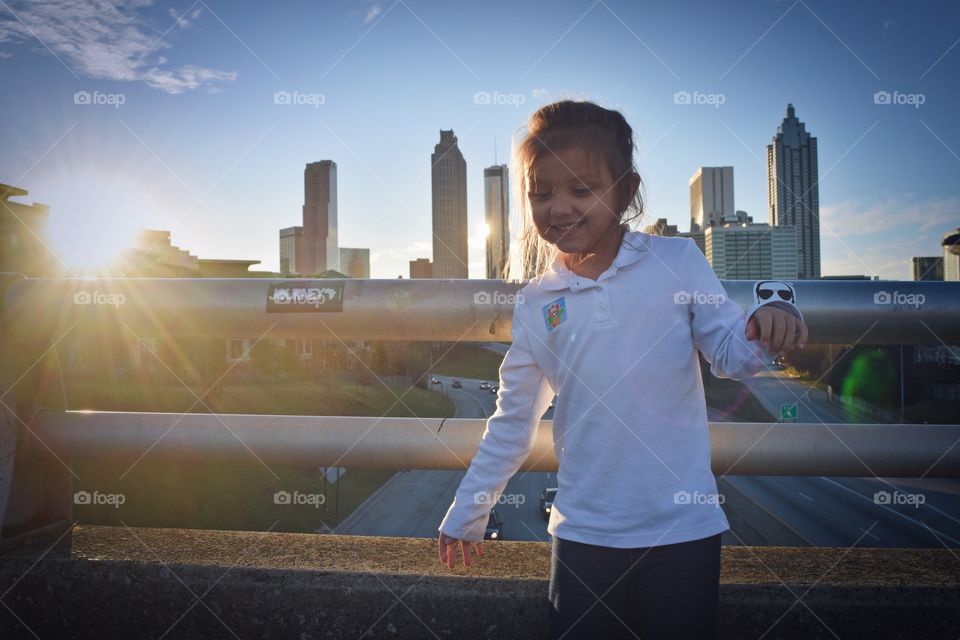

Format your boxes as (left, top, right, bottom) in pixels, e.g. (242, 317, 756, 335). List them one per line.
(1, 0, 958, 279)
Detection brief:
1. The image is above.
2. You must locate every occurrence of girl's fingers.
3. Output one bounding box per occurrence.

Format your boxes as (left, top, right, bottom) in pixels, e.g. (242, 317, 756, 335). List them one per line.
(758, 310, 773, 347)
(462, 541, 473, 567)
(780, 314, 797, 353)
(438, 534, 448, 564)
(771, 312, 787, 353)
(476, 542, 484, 557)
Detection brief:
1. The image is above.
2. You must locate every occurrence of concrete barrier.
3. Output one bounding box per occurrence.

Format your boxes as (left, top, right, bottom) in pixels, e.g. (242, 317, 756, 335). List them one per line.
(0, 525, 957, 639)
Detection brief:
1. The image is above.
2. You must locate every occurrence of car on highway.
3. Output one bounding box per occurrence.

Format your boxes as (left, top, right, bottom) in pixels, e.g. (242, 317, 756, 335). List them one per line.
(479, 381, 489, 389)
(431, 377, 440, 384)
(451, 380, 462, 389)
(489, 386, 499, 395)
(539, 488, 558, 520)
(484, 508, 503, 540)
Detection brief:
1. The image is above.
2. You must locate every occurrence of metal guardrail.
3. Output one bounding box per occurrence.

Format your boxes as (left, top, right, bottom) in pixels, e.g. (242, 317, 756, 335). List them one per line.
(1, 275, 959, 546)
(30, 411, 960, 478)
(1, 277, 958, 343)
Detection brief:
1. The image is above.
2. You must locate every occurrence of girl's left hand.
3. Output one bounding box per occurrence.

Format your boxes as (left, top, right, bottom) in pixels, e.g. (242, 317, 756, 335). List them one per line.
(745, 306, 808, 355)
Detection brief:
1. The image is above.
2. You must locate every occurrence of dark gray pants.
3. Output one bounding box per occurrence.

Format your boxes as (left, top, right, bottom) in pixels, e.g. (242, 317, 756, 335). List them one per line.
(548, 533, 721, 640)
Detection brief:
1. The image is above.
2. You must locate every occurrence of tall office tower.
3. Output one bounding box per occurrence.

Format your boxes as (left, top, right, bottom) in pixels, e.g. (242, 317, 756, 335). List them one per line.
(431, 130, 468, 278)
(339, 247, 370, 278)
(689, 167, 734, 232)
(484, 164, 510, 279)
(705, 223, 798, 280)
(767, 104, 820, 279)
(302, 161, 338, 276)
(279, 226, 303, 275)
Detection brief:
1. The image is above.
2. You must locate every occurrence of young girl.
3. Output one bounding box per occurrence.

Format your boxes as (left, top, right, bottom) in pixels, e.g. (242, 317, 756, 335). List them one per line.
(437, 100, 806, 639)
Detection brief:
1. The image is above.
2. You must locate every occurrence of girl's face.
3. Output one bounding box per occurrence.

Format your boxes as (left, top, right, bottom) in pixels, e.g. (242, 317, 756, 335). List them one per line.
(527, 145, 628, 256)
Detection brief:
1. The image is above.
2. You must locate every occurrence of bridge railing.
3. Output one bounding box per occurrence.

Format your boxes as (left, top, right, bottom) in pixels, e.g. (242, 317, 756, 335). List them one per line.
(1, 275, 958, 546)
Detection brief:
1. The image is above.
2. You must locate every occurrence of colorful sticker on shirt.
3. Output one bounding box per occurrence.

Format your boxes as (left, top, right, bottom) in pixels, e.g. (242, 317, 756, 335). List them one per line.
(543, 297, 568, 332)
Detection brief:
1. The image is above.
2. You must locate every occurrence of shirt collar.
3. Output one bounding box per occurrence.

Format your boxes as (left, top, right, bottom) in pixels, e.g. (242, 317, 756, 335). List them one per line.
(537, 229, 651, 291)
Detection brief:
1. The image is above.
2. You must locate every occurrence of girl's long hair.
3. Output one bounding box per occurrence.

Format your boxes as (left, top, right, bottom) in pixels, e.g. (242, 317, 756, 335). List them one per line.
(505, 100, 646, 283)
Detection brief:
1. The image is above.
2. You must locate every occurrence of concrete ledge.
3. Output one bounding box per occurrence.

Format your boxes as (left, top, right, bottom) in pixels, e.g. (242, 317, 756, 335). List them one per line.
(0, 525, 958, 639)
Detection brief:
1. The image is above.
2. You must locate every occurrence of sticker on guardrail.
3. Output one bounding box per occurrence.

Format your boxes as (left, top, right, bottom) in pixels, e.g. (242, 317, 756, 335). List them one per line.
(266, 282, 344, 312)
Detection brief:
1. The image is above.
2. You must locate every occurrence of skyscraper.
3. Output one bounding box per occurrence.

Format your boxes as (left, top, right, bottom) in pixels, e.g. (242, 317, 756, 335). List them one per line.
(484, 164, 509, 279)
(431, 130, 468, 279)
(689, 167, 734, 232)
(279, 226, 303, 275)
(705, 223, 798, 280)
(302, 161, 338, 276)
(767, 104, 820, 279)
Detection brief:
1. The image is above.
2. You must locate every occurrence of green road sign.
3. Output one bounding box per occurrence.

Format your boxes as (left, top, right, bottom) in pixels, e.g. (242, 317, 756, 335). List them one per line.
(780, 404, 798, 421)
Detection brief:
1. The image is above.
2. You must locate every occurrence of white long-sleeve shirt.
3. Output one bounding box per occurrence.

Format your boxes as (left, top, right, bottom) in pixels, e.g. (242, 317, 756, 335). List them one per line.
(439, 230, 803, 548)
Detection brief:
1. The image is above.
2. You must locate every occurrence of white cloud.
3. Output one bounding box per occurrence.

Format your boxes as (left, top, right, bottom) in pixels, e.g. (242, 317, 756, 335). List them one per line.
(821, 195, 959, 238)
(0, 0, 235, 94)
(364, 3, 383, 24)
(168, 6, 202, 30)
(820, 195, 958, 279)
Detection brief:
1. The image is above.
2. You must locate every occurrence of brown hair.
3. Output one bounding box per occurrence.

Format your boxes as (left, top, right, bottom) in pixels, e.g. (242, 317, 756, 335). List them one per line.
(506, 100, 646, 282)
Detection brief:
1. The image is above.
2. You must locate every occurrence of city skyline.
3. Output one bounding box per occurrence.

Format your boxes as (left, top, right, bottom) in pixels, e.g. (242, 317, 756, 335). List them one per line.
(1, 0, 958, 279)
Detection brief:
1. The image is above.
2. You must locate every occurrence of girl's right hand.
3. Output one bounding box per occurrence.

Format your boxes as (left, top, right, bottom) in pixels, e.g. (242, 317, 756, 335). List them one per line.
(438, 532, 483, 570)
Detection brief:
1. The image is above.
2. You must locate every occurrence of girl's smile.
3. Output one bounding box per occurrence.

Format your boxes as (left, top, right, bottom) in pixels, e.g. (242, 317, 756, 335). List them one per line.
(528, 145, 638, 276)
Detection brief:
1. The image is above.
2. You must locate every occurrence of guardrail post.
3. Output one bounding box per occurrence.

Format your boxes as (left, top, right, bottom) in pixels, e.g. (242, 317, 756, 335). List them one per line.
(0, 273, 72, 549)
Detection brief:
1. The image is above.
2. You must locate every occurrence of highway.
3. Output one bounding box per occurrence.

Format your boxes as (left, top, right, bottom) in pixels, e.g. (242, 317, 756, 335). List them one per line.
(337, 369, 960, 548)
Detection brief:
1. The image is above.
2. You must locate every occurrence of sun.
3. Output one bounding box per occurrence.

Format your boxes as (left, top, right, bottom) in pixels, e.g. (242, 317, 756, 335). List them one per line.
(42, 170, 163, 275)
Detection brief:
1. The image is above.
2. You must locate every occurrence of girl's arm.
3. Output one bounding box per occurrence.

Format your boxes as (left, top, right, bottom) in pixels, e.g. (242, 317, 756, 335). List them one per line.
(683, 239, 806, 380)
(437, 311, 554, 548)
